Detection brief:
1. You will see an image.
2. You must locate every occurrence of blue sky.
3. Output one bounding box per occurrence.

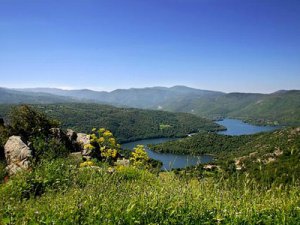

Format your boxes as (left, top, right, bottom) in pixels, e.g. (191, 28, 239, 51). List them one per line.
(0, 0, 300, 93)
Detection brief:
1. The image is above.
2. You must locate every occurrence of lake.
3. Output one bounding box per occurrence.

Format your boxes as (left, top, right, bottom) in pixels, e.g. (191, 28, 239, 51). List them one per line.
(216, 118, 277, 135)
(121, 138, 213, 170)
(122, 119, 277, 170)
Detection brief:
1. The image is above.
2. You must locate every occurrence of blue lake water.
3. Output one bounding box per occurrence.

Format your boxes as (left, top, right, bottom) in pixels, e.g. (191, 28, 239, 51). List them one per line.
(216, 119, 277, 135)
(122, 138, 213, 170)
(122, 119, 277, 170)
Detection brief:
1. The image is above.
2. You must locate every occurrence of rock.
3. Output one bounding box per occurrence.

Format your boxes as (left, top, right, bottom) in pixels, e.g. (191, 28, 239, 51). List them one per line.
(115, 159, 130, 167)
(4, 136, 32, 175)
(274, 148, 283, 156)
(76, 133, 91, 160)
(203, 164, 218, 170)
(76, 133, 90, 146)
(66, 129, 77, 142)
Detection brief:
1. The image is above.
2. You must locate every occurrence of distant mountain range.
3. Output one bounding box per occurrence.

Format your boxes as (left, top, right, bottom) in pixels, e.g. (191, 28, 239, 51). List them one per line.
(15, 86, 223, 108)
(1, 86, 299, 125)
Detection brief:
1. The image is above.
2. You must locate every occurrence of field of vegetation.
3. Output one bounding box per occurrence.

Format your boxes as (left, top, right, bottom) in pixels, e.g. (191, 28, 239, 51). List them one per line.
(0, 105, 299, 224)
(1, 157, 299, 224)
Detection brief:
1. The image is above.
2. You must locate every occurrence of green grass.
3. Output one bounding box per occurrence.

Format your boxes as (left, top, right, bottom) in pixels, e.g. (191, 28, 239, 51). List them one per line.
(159, 124, 172, 130)
(0, 157, 299, 224)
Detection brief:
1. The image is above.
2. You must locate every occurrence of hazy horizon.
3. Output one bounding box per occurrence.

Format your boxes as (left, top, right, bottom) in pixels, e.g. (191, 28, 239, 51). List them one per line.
(1, 0, 300, 93)
(1, 84, 298, 94)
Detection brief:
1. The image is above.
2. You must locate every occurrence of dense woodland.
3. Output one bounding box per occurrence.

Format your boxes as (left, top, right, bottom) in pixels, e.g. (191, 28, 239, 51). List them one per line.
(0, 103, 223, 143)
(150, 132, 255, 155)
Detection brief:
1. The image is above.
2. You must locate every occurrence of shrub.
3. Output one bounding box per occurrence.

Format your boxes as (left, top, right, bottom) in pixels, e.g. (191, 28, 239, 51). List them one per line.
(30, 135, 71, 163)
(130, 145, 150, 169)
(86, 128, 121, 164)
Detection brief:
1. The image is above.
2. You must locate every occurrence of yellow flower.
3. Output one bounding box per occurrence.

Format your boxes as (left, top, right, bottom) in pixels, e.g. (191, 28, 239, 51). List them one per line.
(98, 137, 105, 143)
(103, 130, 113, 137)
(80, 161, 94, 167)
(90, 133, 97, 140)
(109, 137, 116, 146)
(99, 128, 106, 133)
(84, 143, 95, 150)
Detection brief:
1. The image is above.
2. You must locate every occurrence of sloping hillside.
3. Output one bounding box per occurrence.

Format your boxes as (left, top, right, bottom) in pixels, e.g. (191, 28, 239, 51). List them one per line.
(0, 103, 222, 143)
(152, 127, 300, 184)
(162, 90, 300, 125)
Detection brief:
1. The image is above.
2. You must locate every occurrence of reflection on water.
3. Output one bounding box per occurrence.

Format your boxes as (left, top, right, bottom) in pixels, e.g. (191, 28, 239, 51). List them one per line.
(217, 119, 277, 135)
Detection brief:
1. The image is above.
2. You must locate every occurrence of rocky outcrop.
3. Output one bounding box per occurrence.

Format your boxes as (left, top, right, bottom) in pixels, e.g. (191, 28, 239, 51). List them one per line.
(76, 133, 90, 146)
(77, 133, 91, 160)
(4, 136, 32, 175)
(67, 129, 77, 143)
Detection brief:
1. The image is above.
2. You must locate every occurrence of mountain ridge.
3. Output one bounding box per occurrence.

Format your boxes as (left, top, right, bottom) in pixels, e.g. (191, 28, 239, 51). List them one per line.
(1, 86, 299, 125)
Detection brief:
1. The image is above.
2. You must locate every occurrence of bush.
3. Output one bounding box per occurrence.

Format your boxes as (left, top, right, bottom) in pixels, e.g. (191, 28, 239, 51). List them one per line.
(30, 135, 71, 163)
(0, 160, 7, 184)
(130, 145, 150, 169)
(86, 128, 121, 163)
(0, 123, 9, 160)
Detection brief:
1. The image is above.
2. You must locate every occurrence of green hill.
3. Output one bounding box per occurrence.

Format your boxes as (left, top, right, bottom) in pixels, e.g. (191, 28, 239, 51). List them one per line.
(0, 103, 222, 143)
(0, 88, 74, 104)
(152, 127, 300, 184)
(162, 90, 300, 125)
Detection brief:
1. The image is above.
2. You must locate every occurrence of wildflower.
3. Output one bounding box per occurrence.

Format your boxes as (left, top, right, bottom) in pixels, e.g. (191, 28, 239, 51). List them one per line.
(103, 130, 113, 137)
(99, 128, 106, 133)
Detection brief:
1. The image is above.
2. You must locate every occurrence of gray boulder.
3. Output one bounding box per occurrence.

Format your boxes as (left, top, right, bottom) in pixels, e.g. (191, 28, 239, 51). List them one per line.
(66, 129, 77, 142)
(76, 133, 90, 146)
(4, 136, 32, 175)
(76, 133, 92, 160)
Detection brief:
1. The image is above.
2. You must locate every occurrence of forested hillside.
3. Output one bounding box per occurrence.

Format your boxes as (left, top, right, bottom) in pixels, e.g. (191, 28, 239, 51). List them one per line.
(2, 86, 299, 125)
(0, 103, 222, 143)
(162, 90, 300, 125)
(152, 127, 300, 184)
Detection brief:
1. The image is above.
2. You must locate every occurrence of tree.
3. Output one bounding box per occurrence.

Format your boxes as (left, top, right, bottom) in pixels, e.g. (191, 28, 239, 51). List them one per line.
(8, 105, 59, 139)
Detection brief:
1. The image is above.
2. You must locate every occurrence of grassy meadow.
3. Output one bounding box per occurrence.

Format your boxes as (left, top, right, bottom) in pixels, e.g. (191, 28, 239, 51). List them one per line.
(0, 156, 299, 224)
